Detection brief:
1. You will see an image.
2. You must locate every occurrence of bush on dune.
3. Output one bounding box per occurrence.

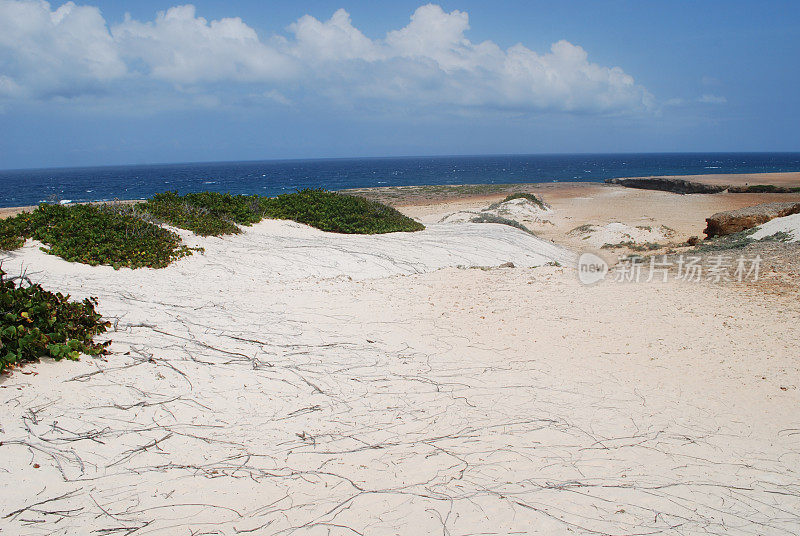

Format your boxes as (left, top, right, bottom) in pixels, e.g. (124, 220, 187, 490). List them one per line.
(0, 203, 194, 269)
(181, 191, 268, 227)
(493, 193, 548, 210)
(0, 189, 424, 269)
(263, 189, 425, 234)
(469, 213, 534, 234)
(1, 268, 110, 372)
(142, 192, 243, 236)
(145, 189, 425, 235)
(0, 212, 31, 250)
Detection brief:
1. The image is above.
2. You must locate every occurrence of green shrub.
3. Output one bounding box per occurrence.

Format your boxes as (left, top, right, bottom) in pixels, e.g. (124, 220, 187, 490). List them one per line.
(142, 192, 242, 236)
(601, 241, 663, 251)
(0, 189, 423, 269)
(140, 189, 423, 235)
(493, 193, 548, 210)
(263, 189, 425, 234)
(695, 229, 757, 251)
(762, 231, 792, 242)
(0, 203, 194, 269)
(181, 191, 268, 226)
(469, 213, 534, 234)
(1, 268, 110, 372)
(692, 227, 796, 252)
(569, 224, 594, 234)
(0, 212, 32, 250)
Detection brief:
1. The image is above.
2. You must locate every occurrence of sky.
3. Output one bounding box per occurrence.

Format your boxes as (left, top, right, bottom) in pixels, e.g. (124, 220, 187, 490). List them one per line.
(0, 0, 798, 169)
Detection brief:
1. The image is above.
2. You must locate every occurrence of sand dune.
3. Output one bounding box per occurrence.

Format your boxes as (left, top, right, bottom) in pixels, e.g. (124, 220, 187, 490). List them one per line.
(1, 218, 574, 285)
(1, 216, 799, 535)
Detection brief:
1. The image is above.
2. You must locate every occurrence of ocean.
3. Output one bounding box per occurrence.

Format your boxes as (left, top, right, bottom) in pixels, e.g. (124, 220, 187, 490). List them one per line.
(1, 152, 800, 208)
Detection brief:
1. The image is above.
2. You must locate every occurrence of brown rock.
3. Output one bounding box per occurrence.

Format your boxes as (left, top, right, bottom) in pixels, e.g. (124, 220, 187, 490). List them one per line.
(704, 202, 800, 238)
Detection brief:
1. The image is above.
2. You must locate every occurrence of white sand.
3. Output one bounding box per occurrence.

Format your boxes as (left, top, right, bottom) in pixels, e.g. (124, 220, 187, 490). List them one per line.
(487, 196, 551, 220)
(567, 222, 675, 247)
(0, 218, 573, 287)
(1, 219, 799, 535)
(751, 212, 800, 242)
(438, 197, 552, 226)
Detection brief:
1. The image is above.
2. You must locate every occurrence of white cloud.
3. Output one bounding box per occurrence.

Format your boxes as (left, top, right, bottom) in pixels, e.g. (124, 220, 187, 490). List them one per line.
(0, 1, 653, 114)
(285, 4, 652, 113)
(289, 8, 381, 63)
(698, 94, 727, 104)
(385, 4, 486, 71)
(0, 0, 126, 97)
(112, 5, 295, 84)
(0, 74, 24, 97)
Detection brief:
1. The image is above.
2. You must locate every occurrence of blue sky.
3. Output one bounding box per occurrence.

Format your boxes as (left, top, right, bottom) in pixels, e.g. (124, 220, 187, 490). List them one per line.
(0, 0, 798, 169)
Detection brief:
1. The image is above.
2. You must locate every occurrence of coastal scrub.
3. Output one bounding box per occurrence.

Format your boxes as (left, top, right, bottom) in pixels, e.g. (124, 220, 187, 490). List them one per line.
(0, 268, 110, 372)
(144, 189, 425, 235)
(141, 191, 267, 236)
(0, 203, 194, 269)
(1, 189, 423, 269)
(491, 193, 548, 210)
(263, 189, 425, 234)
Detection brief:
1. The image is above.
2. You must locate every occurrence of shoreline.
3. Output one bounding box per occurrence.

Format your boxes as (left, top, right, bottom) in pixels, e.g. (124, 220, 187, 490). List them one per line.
(3, 171, 800, 218)
(4, 173, 800, 264)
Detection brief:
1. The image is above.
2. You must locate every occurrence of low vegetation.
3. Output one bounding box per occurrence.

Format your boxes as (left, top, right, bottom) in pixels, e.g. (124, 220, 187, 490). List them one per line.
(0, 203, 194, 269)
(728, 184, 800, 193)
(683, 228, 792, 252)
(1, 268, 110, 372)
(569, 224, 595, 235)
(493, 193, 548, 210)
(142, 192, 245, 236)
(0, 189, 424, 269)
(263, 189, 425, 234)
(601, 241, 663, 252)
(144, 189, 424, 235)
(469, 213, 534, 234)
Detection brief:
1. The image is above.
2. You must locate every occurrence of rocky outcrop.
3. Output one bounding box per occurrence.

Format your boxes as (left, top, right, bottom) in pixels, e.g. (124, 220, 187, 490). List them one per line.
(704, 202, 800, 237)
(727, 185, 800, 193)
(605, 177, 727, 194)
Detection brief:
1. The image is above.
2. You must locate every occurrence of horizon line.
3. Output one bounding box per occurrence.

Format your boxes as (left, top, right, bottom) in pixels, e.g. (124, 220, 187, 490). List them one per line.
(2, 150, 800, 174)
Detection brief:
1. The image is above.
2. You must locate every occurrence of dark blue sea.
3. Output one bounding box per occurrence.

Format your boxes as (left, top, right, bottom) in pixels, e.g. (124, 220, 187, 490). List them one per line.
(2, 152, 800, 208)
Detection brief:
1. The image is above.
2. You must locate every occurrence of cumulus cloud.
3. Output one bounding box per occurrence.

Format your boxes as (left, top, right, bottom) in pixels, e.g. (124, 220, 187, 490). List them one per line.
(0, 0, 125, 97)
(289, 8, 381, 63)
(112, 5, 295, 84)
(285, 4, 652, 113)
(385, 4, 481, 70)
(0, 1, 653, 113)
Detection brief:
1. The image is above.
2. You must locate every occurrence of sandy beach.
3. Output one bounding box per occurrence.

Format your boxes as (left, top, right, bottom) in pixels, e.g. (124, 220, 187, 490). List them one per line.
(347, 173, 800, 252)
(2, 177, 800, 535)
